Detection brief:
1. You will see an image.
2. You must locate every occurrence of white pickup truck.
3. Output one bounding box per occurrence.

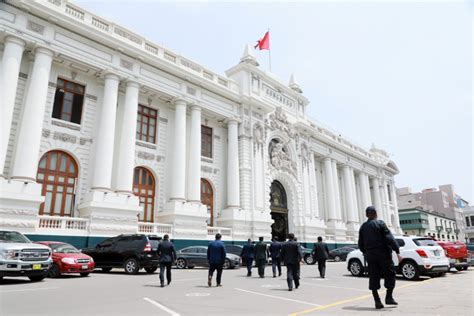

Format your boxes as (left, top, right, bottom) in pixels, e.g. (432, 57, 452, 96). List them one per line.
(0, 230, 52, 282)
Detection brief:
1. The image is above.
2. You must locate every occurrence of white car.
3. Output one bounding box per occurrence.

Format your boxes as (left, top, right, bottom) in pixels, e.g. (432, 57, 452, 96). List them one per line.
(347, 236, 449, 280)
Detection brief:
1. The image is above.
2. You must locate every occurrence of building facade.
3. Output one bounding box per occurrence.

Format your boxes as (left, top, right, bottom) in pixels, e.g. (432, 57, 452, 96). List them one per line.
(397, 185, 468, 242)
(399, 207, 458, 241)
(463, 206, 474, 243)
(0, 0, 401, 247)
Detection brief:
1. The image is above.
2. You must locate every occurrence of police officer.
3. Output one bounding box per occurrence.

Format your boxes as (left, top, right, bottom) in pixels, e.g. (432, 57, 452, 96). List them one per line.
(358, 206, 402, 309)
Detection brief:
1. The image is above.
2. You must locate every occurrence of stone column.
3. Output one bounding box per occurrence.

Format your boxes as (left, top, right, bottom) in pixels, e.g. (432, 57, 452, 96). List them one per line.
(11, 47, 54, 181)
(0, 36, 26, 176)
(227, 119, 240, 208)
(390, 181, 401, 232)
(331, 160, 342, 220)
(169, 98, 187, 201)
(187, 104, 202, 202)
(114, 80, 140, 193)
(91, 72, 120, 190)
(349, 168, 359, 223)
(323, 158, 337, 220)
(381, 178, 391, 225)
(371, 177, 383, 219)
(342, 166, 357, 223)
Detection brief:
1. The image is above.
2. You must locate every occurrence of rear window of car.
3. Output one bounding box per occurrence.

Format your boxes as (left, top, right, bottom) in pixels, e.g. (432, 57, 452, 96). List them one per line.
(466, 244, 474, 251)
(413, 238, 437, 247)
(181, 248, 195, 253)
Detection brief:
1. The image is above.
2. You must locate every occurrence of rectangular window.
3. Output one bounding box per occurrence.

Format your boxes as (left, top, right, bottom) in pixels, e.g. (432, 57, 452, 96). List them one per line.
(466, 216, 471, 227)
(201, 125, 213, 158)
(136, 105, 157, 143)
(387, 184, 392, 201)
(52, 78, 85, 124)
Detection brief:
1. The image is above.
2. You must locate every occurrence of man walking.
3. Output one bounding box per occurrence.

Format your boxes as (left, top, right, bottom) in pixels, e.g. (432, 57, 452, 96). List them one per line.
(240, 238, 255, 277)
(312, 236, 330, 278)
(254, 236, 267, 278)
(157, 234, 176, 287)
(281, 233, 302, 291)
(359, 206, 402, 309)
(207, 233, 226, 287)
(268, 237, 282, 277)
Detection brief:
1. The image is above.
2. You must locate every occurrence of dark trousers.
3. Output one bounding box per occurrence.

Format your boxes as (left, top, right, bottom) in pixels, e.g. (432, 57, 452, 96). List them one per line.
(286, 263, 300, 289)
(244, 258, 253, 275)
(159, 262, 172, 284)
(317, 259, 326, 277)
(256, 259, 266, 277)
(366, 252, 396, 291)
(208, 263, 224, 285)
(271, 257, 281, 276)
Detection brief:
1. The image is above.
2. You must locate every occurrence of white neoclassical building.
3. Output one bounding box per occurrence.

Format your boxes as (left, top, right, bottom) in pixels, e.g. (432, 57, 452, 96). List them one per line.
(0, 0, 401, 247)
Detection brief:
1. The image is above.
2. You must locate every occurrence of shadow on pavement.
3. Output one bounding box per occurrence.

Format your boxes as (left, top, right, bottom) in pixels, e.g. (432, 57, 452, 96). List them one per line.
(0, 278, 38, 285)
(343, 306, 397, 312)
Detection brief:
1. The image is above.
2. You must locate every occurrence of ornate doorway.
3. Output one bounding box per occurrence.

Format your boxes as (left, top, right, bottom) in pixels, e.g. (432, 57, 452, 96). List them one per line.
(201, 178, 214, 226)
(270, 180, 288, 241)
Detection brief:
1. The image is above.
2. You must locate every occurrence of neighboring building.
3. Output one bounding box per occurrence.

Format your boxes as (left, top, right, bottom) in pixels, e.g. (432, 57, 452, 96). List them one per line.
(397, 185, 468, 241)
(399, 207, 458, 241)
(464, 206, 474, 243)
(0, 0, 401, 248)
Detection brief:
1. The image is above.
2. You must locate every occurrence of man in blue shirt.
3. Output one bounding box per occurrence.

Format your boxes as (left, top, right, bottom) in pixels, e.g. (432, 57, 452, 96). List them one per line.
(240, 238, 255, 277)
(207, 233, 226, 287)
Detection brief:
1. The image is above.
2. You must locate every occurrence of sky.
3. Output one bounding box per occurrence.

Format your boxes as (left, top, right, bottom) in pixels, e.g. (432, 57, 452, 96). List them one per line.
(74, 0, 473, 203)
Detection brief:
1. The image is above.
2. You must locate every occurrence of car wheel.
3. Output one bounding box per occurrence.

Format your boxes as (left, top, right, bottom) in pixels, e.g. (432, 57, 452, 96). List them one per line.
(304, 255, 315, 265)
(48, 263, 61, 278)
(102, 267, 112, 273)
(124, 258, 139, 274)
(349, 259, 364, 277)
(144, 266, 158, 273)
(80, 272, 90, 277)
(334, 256, 341, 262)
(176, 258, 187, 269)
(401, 261, 420, 280)
(455, 266, 463, 272)
(29, 275, 46, 282)
(223, 259, 231, 270)
(462, 266, 468, 271)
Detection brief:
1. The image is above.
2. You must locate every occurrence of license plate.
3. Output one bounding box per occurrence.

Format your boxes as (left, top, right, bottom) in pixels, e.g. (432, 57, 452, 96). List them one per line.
(32, 264, 41, 270)
(81, 265, 88, 270)
(433, 250, 440, 256)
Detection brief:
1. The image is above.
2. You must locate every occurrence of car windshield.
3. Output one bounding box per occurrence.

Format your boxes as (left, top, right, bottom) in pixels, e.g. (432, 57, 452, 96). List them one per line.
(50, 243, 80, 253)
(0, 231, 31, 243)
(413, 238, 438, 247)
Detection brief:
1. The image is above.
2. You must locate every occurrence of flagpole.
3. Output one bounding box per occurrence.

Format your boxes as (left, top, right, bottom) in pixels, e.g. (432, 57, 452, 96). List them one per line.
(268, 28, 272, 72)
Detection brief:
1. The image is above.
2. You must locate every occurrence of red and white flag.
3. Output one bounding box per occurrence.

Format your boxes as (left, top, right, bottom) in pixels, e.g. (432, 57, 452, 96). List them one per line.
(255, 31, 270, 50)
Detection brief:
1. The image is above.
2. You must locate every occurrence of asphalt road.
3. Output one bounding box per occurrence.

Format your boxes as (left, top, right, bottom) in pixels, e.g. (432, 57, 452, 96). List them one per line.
(1, 262, 472, 315)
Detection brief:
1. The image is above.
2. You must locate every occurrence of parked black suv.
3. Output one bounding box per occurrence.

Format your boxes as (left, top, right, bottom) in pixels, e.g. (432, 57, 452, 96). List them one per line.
(82, 234, 160, 274)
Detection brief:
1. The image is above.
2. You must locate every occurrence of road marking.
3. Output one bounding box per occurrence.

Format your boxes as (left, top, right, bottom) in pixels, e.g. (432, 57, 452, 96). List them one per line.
(185, 292, 211, 297)
(289, 279, 435, 315)
(147, 277, 204, 285)
(299, 282, 366, 292)
(234, 288, 321, 307)
(261, 284, 282, 288)
(0, 287, 58, 293)
(143, 297, 181, 316)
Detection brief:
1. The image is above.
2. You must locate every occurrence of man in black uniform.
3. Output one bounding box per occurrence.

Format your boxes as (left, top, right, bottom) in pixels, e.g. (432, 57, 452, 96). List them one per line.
(157, 234, 176, 287)
(281, 233, 302, 291)
(267, 237, 282, 277)
(254, 236, 267, 278)
(312, 236, 330, 278)
(358, 206, 402, 309)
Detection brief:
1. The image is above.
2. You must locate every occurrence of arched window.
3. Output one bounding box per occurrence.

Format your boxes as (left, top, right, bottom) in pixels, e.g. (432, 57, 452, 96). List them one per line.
(37, 151, 78, 216)
(201, 179, 214, 226)
(133, 167, 155, 222)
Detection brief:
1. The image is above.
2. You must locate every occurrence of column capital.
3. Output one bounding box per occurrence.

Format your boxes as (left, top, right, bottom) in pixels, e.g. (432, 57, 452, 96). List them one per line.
(102, 70, 121, 81)
(171, 96, 187, 105)
(34, 46, 55, 58)
(5, 35, 27, 47)
(124, 78, 140, 88)
(189, 103, 202, 111)
(226, 117, 241, 125)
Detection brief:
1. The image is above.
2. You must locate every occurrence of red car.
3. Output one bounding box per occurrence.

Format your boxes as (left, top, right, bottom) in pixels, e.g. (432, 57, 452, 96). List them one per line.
(35, 242, 94, 278)
(436, 241, 468, 271)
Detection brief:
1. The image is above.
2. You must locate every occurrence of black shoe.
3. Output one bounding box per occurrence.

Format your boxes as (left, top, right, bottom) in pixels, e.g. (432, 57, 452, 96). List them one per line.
(288, 288, 293, 291)
(260, 275, 264, 278)
(247, 272, 251, 277)
(295, 285, 299, 289)
(216, 284, 222, 287)
(375, 300, 384, 309)
(208, 276, 212, 287)
(160, 283, 164, 288)
(385, 297, 398, 305)
(167, 281, 171, 285)
(273, 274, 276, 278)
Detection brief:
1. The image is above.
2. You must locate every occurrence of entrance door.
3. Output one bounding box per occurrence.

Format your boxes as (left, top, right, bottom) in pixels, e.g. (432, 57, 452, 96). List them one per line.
(270, 180, 289, 242)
